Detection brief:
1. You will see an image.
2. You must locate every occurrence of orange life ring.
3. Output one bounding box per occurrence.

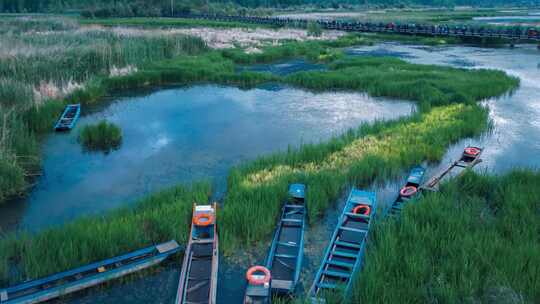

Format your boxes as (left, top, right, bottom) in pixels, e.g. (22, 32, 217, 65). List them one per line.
(464, 147, 481, 157)
(193, 213, 214, 227)
(246, 266, 271, 286)
(353, 204, 371, 216)
(400, 186, 418, 197)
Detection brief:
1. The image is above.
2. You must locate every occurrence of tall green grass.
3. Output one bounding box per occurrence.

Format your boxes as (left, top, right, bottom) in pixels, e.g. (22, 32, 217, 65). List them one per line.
(80, 17, 276, 29)
(0, 16, 522, 290)
(0, 15, 208, 204)
(219, 56, 518, 254)
(353, 170, 540, 303)
(0, 182, 210, 285)
(79, 121, 122, 153)
(287, 56, 518, 108)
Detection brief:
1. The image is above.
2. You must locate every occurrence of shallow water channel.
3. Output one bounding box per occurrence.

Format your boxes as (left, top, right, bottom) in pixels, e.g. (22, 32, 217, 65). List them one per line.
(2, 42, 540, 303)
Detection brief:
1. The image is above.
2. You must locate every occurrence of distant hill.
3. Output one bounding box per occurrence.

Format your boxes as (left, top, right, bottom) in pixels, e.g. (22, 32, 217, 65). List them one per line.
(0, 0, 536, 14)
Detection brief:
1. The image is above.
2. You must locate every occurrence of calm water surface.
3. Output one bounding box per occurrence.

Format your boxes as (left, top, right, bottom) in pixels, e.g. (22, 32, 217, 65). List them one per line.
(473, 13, 540, 26)
(0, 84, 413, 232)
(4, 42, 540, 304)
(347, 43, 540, 175)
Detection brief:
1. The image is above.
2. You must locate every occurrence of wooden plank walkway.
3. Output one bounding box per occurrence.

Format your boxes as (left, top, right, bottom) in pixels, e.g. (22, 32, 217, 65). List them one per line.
(176, 14, 540, 43)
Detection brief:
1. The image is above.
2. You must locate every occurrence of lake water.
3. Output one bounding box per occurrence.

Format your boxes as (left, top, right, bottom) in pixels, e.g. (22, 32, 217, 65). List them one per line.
(0, 84, 414, 232)
(347, 43, 540, 176)
(473, 13, 540, 26)
(2, 42, 540, 304)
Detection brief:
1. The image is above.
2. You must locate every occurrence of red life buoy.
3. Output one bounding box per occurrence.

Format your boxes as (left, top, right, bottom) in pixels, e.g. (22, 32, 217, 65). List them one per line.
(193, 213, 214, 227)
(246, 266, 271, 286)
(400, 186, 418, 197)
(353, 204, 371, 216)
(464, 147, 481, 157)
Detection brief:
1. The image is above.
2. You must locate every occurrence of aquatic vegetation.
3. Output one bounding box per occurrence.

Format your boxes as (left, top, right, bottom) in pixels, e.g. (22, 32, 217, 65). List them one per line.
(220, 104, 490, 252)
(0, 15, 521, 289)
(79, 121, 123, 153)
(354, 170, 540, 303)
(287, 56, 518, 107)
(0, 110, 39, 202)
(307, 21, 323, 37)
(0, 16, 208, 204)
(219, 56, 518, 253)
(0, 182, 211, 285)
(80, 17, 269, 29)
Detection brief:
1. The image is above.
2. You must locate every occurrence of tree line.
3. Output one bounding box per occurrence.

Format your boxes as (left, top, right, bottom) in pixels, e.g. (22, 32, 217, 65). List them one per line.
(0, 0, 535, 15)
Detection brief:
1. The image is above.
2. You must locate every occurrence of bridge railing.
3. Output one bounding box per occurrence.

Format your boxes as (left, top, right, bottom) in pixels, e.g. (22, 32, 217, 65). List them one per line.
(173, 13, 540, 42)
(175, 14, 540, 41)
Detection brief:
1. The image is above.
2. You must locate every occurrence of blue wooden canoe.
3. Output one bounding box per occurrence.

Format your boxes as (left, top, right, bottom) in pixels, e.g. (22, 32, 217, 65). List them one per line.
(387, 166, 426, 217)
(54, 104, 80, 131)
(264, 183, 307, 295)
(308, 189, 377, 302)
(0, 240, 180, 304)
(243, 266, 272, 304)
(175, 204, 219, 304)
(423, 146, 483, 191)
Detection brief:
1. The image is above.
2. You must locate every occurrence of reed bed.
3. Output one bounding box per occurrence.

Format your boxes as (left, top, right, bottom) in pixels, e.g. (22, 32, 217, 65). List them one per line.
(219, 57, 518, 253)
(0, 16, 522, 290)
(0, 182, 211, 285)
(79, 120, 122, 152)
(0, 15, 207, 204)
(353, 170, 540, 303)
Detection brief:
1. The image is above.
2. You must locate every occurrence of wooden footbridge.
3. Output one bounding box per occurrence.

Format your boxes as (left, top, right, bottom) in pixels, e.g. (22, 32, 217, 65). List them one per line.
(177, 14, 540, 44)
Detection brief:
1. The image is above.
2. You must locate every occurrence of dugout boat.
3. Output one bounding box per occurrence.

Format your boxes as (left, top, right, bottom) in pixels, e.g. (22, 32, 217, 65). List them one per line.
(0, 240, 180, 304)
(265, 183, 307, 295)
(175, 203, 219, 304)
(387, 166, 426, 217)
(422, 146, 483, 191)
(308, 189, 377, 302)
(54, 104, 80, 131)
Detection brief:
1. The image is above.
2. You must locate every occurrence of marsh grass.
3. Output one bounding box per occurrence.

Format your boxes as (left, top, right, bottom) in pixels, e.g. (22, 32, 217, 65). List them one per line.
(79, 121, 122, 153)
(0, 182, 210, 285)
(81, 17, 276, 29)
(353, 171, 540, 303)
(0, 16, 522, 289)
(0, 16, 208, 204)
(219, 56, 518, 254)
(287, 56, 518, 108)
(221, 35, 368, 65)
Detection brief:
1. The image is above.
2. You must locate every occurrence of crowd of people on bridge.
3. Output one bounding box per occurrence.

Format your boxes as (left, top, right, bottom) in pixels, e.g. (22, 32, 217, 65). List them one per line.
(182, 13, 540, 40)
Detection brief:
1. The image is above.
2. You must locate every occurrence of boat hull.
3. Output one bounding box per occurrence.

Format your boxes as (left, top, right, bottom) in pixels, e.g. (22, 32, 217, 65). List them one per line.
(54, 104, 80, 131)
(308, 189, 377, 302)
(265, 184, 307, 295)
(1, 240, 180, 304)
(6, 256, 167, 304)
(176, 204, 218, 304)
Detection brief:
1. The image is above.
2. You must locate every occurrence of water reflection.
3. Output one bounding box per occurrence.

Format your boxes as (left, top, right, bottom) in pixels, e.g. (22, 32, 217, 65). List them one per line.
(3, 84, 414, 232)
(11, 42, 540, 304)
(347, 43, 540, 174)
